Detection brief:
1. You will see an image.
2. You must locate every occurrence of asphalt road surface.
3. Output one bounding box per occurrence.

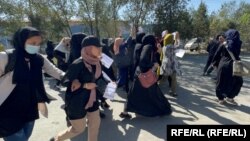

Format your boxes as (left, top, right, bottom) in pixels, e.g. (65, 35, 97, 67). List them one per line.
(1, 53, 249, 141)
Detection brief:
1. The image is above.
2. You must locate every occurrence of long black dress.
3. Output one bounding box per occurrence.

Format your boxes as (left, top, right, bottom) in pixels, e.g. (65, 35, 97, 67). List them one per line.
(212, 29, 243, 100)
(126, 44, 172, 117)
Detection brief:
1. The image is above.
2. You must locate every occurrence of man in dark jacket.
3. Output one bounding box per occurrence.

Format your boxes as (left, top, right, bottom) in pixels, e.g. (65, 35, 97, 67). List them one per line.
(203, 35, 220, 76)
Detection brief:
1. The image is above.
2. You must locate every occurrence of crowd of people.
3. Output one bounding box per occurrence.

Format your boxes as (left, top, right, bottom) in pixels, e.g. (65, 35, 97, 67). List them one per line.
(0, 24, 244, 141)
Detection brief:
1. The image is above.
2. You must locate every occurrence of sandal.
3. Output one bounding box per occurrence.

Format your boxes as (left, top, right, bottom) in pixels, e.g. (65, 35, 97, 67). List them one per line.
(119, 112, 132, 119)
(226, 98, 238, 105)
(218, 100, 226, 105)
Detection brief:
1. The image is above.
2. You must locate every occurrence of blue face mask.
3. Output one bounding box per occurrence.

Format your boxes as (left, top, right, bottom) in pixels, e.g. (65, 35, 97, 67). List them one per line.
(25, 44, 40, 54)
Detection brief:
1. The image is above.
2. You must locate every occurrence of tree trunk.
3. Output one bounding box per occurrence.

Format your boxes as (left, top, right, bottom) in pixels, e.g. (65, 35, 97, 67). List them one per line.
(90, 21, 94, 35)
(95, 0, 100, 38)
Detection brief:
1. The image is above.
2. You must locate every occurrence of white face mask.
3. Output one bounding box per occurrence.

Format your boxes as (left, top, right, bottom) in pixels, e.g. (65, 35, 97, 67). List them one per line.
(25, 44, 40, 54)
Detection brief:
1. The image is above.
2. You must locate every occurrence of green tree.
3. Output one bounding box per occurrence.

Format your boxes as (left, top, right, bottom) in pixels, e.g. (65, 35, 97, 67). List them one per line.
(154, 0, 190, 38)
(78, 0, 95, 35)
(123, 0, 154, 33)
(46, 0, 75, 37)
(0, 0, 26, 35)
(109, 0, 128, 37)
(236, 2, 250, 50)
(192, 1, 209, 39)
(78, 0, 105, 38)
(208, 1, 250, 49)
(0, 0, 75, 41)
(176, 10, 193, 39)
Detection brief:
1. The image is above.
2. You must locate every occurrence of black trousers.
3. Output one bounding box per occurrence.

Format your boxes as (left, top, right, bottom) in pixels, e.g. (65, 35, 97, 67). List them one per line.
(216, 76, 243, 100)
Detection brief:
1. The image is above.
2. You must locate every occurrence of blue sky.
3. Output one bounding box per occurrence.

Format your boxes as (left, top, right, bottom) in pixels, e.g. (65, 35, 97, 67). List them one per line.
(187, 0, 250, 14)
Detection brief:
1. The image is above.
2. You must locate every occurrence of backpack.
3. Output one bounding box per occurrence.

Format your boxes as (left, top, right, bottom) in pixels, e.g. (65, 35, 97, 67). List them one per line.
(1, 49, 17, 77)
(0, 49, 17, 107)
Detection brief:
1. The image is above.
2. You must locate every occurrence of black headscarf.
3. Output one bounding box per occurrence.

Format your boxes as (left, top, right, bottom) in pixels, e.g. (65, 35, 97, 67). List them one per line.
(12, 27, 42, 84)
(138, 34, 158, 73)
(133, 32, 146, 68)
(46, 40, 54, 59)
(142, 34, 157, 50)
(139, 45, 154, 73)
(136, 32, 145, 44)
(225, 29, 242, 59)
(12, 27, 41, 58)
(11, 27, 49, 102)
(68, 33, 87, 64)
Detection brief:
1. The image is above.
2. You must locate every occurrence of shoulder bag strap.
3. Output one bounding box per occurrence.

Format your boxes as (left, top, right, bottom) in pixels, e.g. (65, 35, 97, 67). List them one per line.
(224, 42, 237, 61)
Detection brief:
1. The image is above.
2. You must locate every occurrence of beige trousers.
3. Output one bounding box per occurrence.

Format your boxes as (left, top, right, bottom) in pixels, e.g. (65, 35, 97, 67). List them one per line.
(169, 73, 177, 93)
(55, 110, 100, 141)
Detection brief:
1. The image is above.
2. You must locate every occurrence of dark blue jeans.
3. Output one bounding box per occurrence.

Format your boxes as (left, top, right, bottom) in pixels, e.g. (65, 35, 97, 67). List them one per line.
(3, 121, 35, 141)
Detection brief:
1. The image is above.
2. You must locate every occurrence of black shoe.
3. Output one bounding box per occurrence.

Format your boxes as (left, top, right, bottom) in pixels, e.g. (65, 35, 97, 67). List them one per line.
(169, 92, 178, 97)
(101, 101, 110, 108)
(119, 112, 132, 119)
(49, 137, 55, 141)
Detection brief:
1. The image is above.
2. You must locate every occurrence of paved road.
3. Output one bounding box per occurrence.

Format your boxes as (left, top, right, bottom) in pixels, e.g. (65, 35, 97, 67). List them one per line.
(1, 53, 250, 141)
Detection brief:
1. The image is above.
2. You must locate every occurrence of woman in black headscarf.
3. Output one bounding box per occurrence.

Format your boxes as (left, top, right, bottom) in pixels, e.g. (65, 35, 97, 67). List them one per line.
(0, 27, 64, 140)
(212, 29, 243, 105)
(133, 32, 146, 74)
(67, 33, 87, 64)
(120, 34, 172, 118)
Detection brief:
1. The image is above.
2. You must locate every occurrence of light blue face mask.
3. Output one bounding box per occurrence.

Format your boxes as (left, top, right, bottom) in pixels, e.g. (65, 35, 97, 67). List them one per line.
(25, 44, 40, 54)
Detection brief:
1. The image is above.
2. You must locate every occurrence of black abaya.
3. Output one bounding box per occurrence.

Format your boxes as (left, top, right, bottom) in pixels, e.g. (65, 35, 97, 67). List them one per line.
(126, 40, 172, 117)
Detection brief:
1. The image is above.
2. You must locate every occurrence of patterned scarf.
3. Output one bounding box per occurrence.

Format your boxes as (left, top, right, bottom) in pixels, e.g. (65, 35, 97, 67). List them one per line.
(81, 47, 101, 109)
(81, 47, 101, 79)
